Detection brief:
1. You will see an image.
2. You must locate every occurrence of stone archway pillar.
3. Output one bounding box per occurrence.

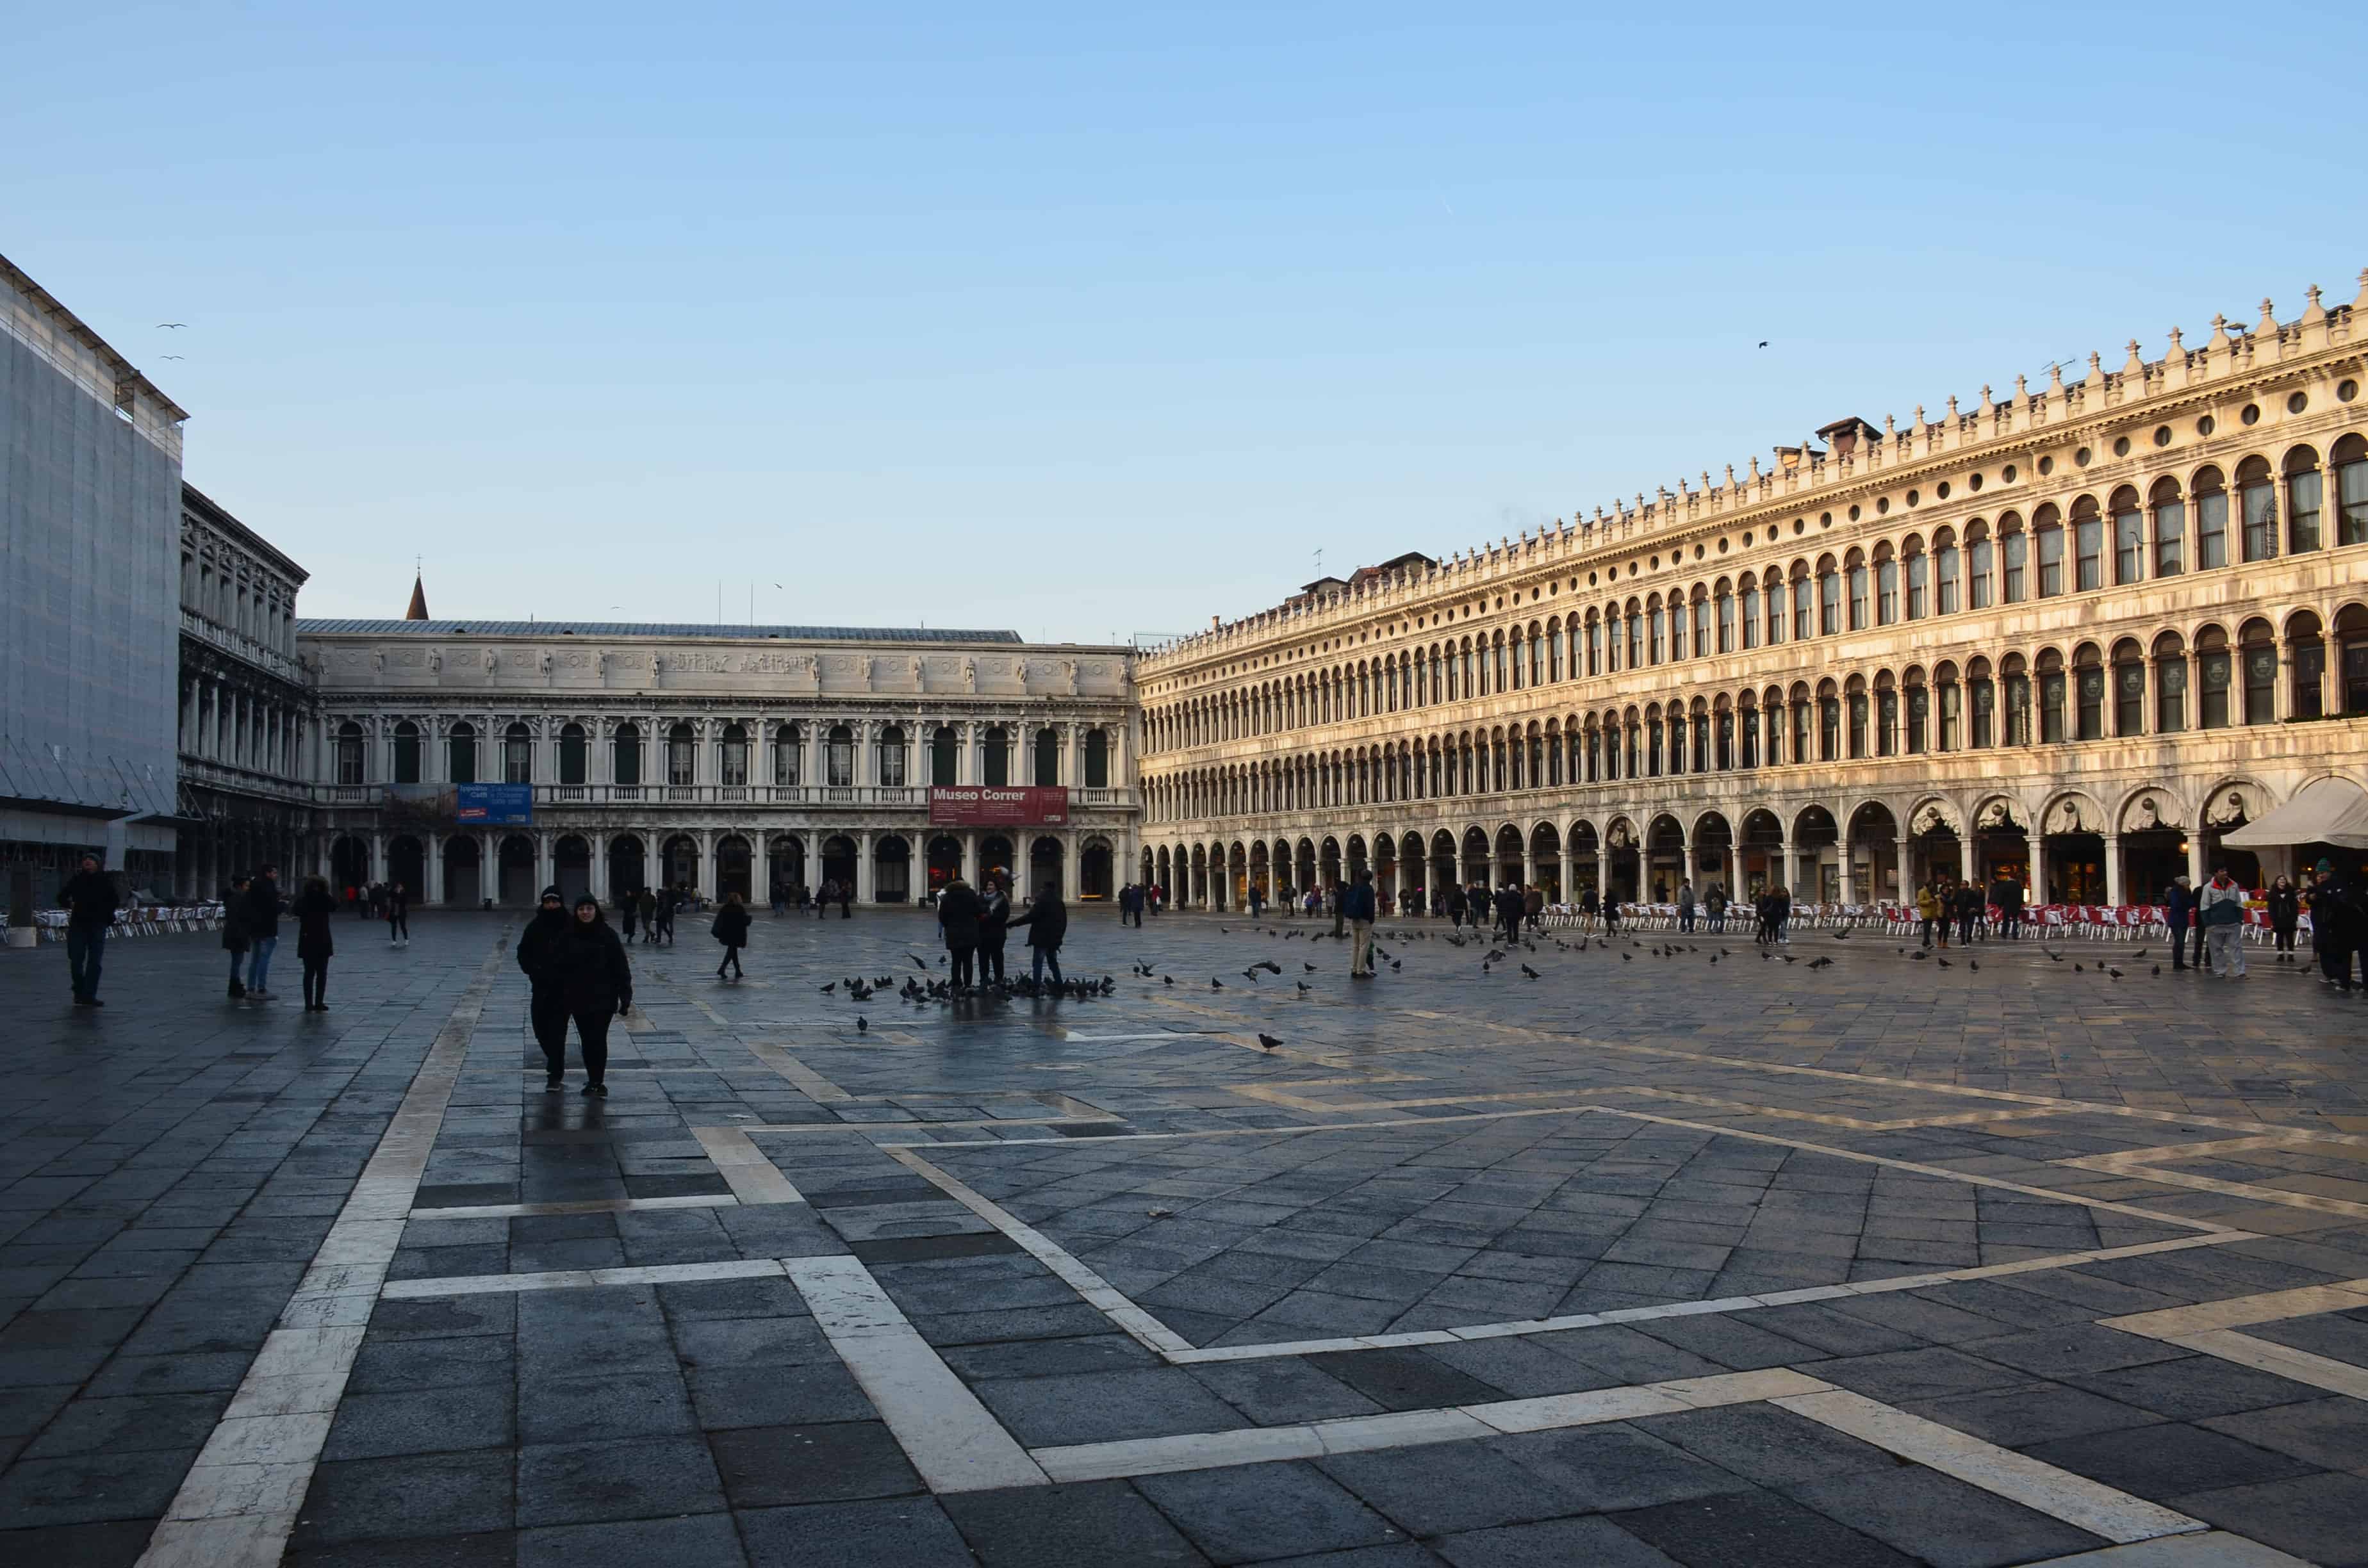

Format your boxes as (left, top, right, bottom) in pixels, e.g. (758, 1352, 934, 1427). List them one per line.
(2187, 831, 2209, 886)
(425, 833, 444, 903)
(1835, 824, 1854, 907)
(855, 830, 875, 903)
(1958, 834, 1975, 885)
(2103, 834, 2123, 908)
(589, 833, 608, 902)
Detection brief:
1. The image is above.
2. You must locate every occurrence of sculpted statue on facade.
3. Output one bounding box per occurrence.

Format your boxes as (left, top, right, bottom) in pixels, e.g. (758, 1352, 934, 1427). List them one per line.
(962, 657, 977, 692)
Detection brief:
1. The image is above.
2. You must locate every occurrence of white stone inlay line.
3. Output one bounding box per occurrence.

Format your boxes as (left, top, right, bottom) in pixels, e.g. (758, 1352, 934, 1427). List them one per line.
(1032, 1368, 1832, 1483)
(138, 942, 504, 1568)
(783, 1254, 1049, 1493)
(409, 1193, 740, 1221)
(381, 1257, 786, 1298)
(2160, 1328, 2368, 1400)
(693, 1125, 805, 1205)
(2098, 1279, 2368, 1339)
(887, 1145, 1196, 1356)
(1770, 1387, 2205, 1544)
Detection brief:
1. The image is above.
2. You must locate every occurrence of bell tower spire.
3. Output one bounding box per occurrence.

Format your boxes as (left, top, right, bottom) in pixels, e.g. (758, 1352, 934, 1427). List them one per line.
(404, 558, 429, 621)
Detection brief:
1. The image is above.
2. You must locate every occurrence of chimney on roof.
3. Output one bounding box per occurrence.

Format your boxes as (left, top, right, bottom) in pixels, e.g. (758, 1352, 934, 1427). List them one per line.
(1816, 416, 1877, 459)
(404, 570, 430, 621)
(1210, 614, 1222, 630)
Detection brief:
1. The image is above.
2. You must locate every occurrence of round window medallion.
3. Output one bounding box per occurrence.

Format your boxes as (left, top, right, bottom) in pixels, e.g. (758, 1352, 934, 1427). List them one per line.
(2287, 391, 2308, 414)
(1793, 519, 1806, 535)
(1907, 489, 1921, 507)
(2197, 414, 2216, 436)
(2037, 456, 2054, 476)
(1648, 557, 1659, 570)
(2075, 446, 2093, 466)
(1717, 537, 1729, 553)
(1820, 512, 1832, 525)
(2111, 436, 2130, 457)
(2002, 463, 2018, 482)
(1936, 480, 1951, 500)
(1845, 505, 1859, 522)
(2340, 379, 2359, 402)
(1968, 473, 1984, 492)
(2241, 403, 2260, 425)
(1693, 544, 1706, 560)
(1876, 497, 1890, 515)
(1588, 571, 1598, 585)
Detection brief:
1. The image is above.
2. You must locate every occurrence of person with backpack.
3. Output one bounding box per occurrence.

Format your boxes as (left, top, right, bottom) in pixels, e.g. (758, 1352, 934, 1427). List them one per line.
(711, 891, 751, 981)
(2198, 867, 2249, 979)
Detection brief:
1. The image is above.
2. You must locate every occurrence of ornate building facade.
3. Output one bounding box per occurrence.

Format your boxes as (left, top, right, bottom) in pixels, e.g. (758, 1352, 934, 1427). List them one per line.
(297, 621, 1138, 907)
(175, 485, 313, 897)
(1139, 279, 2368, 913)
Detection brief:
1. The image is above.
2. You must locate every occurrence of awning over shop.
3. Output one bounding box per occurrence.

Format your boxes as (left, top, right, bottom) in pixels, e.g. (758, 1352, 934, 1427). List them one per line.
(2219, 777, 2368, 851)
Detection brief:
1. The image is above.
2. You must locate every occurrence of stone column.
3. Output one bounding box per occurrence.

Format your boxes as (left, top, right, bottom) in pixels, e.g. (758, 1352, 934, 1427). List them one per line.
(696, 828, 716, 898)
(1776, 840, 1793, 897)
(2103, 834, 2124, 908)
(755, 833, 772, 905)
(426, 833, 443, 903)
(535, 831, 554, 898)
(370, 831, 384, 886)
(1834, 826, 1854, 908)
(589, 832, 608, 902)
(1958, 835, 1975, 885)
(2032, 834, 2050, 907)
(2187, 828, 2208, 886)
(855, 829, 874, 903)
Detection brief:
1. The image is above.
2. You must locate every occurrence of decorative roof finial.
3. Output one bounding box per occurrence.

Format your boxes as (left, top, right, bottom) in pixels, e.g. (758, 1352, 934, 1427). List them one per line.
(404, 566, 430, 621)
(2256, 298, 2278, 336)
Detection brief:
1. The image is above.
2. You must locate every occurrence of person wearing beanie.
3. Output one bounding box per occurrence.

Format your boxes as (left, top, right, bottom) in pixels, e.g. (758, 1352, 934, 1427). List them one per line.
(517, 887, 573, 1087)
(711, 890, 752, 980)
(551, 895, 632, 1095)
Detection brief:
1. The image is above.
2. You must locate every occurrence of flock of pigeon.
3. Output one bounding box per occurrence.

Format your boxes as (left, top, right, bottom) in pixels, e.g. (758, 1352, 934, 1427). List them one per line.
(800, 919, 2167, 1036)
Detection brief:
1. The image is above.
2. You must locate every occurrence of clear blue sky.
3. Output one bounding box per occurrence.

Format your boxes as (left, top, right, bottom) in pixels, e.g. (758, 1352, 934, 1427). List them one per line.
(8, 3, 2360, 644)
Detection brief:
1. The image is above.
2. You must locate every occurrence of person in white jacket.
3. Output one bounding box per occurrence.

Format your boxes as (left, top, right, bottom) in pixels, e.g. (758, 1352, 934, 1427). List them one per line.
(2198, 867, 2249, 979)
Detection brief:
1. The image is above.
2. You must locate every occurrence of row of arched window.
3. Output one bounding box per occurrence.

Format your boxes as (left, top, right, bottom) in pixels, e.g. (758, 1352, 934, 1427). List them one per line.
(334, 720, 1112, 789)
(1147, 440, 2368, 753)
(1147, 607, 2368, 822)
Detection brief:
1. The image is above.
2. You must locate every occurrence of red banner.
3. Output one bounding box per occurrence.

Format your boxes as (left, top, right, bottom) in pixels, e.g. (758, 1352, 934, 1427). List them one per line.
(929, 785, 1069, 826)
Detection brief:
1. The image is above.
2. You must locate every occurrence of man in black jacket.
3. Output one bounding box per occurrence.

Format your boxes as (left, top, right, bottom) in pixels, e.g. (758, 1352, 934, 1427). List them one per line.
(245, 867, 285, 999)
(518, 888, 573, 1088)
(60, 854, 119, 1006)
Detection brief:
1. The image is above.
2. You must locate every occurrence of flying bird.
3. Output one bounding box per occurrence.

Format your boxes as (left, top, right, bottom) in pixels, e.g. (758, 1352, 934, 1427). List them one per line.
(159, 354, 184, 359)
(156, 322, 186, 329)
(1757, 339, 1769, 348)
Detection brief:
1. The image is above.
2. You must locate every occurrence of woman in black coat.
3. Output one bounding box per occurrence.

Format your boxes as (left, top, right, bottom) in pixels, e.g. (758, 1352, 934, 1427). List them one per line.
(292, 876, 340, 1011)
(1006, 885, 1069, 986)
(711, 892, 752, 980)
(517, 888, 572, 1077)
(937, 877, 983, 989)
(977, 874, 1012, 984)
(552, 895, 632, 1095)
(222, 874, 253, 999)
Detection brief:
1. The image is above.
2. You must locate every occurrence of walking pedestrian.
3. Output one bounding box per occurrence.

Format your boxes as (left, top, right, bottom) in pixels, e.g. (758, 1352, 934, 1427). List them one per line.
(518, 888, 572, 1086)
(222, 874, 254, 999)
(1677, 880, 1697, 934)
(1603, 893, 1622, 935)
(1916, 880, 1945, 949)
(655, 885, 678, 945)
(2267, 876, 2301, 963)
(637, 886, 659, 942)
(293, 875, 340, 1011)
(1769, 883, 1791, 944)
(712, 891, 751, 980)
(1704, 883, 1727, 933)
(978, 872, 1012, 984)
(1007, 883, 1068, 986)
(1330, 880, 1346, 938)
(245, 866, 285, 999)
(2199, 866, 2248, 979)
(837, 879, 852, 919)
(2164, 876, 2197, 972)
(1119, 881, 1144, 927)
(1344, 869, 1377, 977)
(1247, 882, 1265, 920)
(1495, 881, 1523, 945)
(816, 879, 834, 919)
(1447, 884, 1468, 929)
(1524, 884, 1544, 931)
(939, 874, 982, 990)
(386, 881, 411, 947)
(551, 895, 631, 1095)
(59, 853, 120, 1008)
(1953, 879, 1983, 946)
(619, 888, 639, 943)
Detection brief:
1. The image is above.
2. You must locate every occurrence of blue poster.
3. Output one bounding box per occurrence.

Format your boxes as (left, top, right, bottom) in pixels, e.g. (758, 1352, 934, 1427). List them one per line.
(454, 783, 532, 825)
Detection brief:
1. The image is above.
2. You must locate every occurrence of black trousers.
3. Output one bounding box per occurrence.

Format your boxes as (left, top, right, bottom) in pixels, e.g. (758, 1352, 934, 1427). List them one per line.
(2274, 922, 2298, 953)
(388, 911, 408, 940)
(718, 943, 743, 976)
(302, 956, 329, 1008)
(530, 985, 571, 1075)
(951, 945, 976, 986)
(980, 937, 1006, 983)
(1957, 915, 1977, 945)
(570, 1006, 613, 1082)
(1123, 908, 1142, 926)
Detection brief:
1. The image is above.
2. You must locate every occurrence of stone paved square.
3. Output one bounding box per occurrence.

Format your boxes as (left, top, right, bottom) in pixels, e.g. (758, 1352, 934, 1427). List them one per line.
(4, 906, 2365, 1565)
